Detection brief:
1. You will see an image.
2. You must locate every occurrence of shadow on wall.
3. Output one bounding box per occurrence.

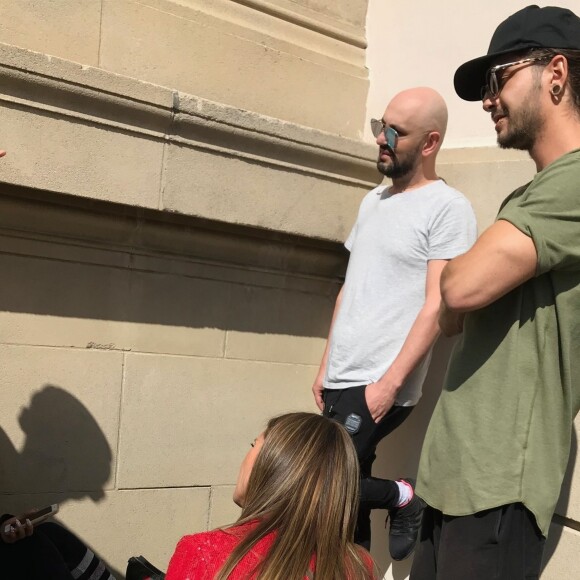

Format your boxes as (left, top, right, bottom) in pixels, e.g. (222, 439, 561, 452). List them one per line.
(542, 427, 578, 573)
(0, 385, 119, 576)
(369, 336, 456, 579)
(0, 187, 344, 342)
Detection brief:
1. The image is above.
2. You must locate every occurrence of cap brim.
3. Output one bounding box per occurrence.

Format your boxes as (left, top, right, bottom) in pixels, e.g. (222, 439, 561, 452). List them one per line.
(453, 49, 518, 101)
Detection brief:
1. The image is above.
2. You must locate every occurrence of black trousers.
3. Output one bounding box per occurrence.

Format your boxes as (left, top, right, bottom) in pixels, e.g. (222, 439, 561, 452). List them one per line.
(410, 503, 546, 580)
(0, 521, 114, 579)
(323, 385, 413, 549)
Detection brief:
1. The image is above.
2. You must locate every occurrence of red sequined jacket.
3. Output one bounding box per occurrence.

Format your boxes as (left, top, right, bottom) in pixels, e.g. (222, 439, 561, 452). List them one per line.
(165, 522, 374, 579)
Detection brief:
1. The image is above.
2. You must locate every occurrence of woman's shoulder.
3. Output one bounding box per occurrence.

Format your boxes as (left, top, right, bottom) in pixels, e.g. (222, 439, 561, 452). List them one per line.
(165, 523, 272, 580)
(182, 528, 239, 552)
(166, 529, 238, 580)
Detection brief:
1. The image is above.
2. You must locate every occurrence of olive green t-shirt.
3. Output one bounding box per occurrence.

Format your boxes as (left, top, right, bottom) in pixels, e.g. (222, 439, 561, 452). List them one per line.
(417, 149, 580, 536)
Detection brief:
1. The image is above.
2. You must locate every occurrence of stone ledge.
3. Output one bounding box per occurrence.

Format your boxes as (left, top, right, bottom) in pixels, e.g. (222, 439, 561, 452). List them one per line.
(0, 186, 347, 289)
(0, 42, 376, 183)
(0, 42, 378, 241)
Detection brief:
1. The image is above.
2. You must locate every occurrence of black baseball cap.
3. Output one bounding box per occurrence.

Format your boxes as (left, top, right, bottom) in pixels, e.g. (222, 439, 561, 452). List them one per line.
(454, 5, 580, 101)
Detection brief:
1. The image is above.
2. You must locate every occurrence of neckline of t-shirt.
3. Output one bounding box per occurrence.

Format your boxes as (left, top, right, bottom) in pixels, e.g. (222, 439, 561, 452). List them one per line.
(380, 178, 445, 197)
(536, 147, 580, 176)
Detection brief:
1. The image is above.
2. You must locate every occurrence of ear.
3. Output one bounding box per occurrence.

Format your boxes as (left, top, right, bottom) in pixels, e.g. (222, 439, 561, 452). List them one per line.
(422, 132, 441, 156)
(547, 54, 568, 89)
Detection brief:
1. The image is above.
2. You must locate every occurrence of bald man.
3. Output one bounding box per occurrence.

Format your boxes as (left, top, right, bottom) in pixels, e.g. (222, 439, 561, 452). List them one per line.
(312, 87, 477, 559)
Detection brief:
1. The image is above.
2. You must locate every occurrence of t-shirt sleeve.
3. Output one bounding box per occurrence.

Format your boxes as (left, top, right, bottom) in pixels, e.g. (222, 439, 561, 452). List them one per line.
(344, 221, 357, 252)
(428, 197, 477, 260)
(498, 158, 580, 275)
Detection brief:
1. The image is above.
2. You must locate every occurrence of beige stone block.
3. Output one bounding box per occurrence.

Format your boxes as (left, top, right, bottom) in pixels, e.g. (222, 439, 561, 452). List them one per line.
(0, 103, 163, 208)
(162, 143, 366, 241)
(272, 0, 368, 28)
(138, 0, 366, 69)
(122, 269, 230, 357)
(100, 0, 368, 136)
(209, 485, 241, 529)
(0, 487, 211, 574)
(2, 311, 228, 360)
(438, 148, 536, 231)
(542, 523, 580, 580)
(0, 251, 130, 348)
(118, 353, 318, 488)
(227, 332, 326, 366)
(0, 249, 228, 358)
(0, 1, 101, 65)
(226, 286, 335, 364)
(0, 345, 122, 495)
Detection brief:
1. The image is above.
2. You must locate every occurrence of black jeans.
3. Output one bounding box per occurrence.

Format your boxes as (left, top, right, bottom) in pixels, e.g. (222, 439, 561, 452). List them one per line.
(323, 385, 413, 548)
(410, 503, 546, 580)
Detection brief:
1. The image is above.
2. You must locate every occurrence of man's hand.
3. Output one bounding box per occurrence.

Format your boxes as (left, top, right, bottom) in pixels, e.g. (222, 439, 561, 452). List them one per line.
(438, 301, 465, 336)
(364, 379, 398, 423)
(312, 374, 325, 411)
(1, 515, 33, 544)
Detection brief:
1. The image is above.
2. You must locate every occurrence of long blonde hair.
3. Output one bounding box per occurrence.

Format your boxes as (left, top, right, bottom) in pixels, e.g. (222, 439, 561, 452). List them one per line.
(216, 412, 374, 580)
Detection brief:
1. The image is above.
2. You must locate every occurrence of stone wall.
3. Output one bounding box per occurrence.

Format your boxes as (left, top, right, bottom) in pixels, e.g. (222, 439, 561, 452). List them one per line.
(0, 183, 347, 573)
(0, 30, 376, 573)
(0, 0, 369, 138)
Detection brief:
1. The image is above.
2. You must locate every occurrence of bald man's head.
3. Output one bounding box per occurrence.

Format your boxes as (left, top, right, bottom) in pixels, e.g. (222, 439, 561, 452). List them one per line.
(386, 87, 448, 144)
(375, 87, 448, 181)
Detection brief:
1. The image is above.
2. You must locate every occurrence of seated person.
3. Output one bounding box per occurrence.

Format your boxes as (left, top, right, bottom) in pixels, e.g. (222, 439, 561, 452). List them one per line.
(166, 412, 376, 579)
(0, 512, 115, 579)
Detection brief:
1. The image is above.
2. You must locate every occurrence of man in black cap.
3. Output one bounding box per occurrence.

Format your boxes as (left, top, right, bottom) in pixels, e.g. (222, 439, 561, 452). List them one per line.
(411, 5, 580, 579)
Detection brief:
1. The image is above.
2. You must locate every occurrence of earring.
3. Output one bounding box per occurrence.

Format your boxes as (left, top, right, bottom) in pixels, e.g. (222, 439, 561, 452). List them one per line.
(550, 85, 562, 96)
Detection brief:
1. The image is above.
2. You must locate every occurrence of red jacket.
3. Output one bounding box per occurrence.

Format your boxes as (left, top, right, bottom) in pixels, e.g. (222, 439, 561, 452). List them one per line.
(166, 522, 374, 579)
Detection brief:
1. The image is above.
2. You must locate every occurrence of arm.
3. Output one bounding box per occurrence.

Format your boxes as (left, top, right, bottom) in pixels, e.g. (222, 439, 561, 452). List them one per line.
(312, 285, 344, 411)
(438, 301, 465, 337)
(365, 259, 447, 422)
(441, 219, 537, 313)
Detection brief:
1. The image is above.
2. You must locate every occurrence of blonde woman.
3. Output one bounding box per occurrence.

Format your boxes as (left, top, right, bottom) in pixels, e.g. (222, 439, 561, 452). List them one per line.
(166, 412, 376, 579)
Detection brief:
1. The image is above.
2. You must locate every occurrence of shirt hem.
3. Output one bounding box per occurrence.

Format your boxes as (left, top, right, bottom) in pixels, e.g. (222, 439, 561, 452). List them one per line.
(323, 384, 420, 406)
(418, 493, 548, 537)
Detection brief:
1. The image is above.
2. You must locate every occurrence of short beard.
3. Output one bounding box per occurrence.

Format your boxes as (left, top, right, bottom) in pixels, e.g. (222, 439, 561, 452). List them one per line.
(498, 83, 544, 151)
(377, 144, 421, 179)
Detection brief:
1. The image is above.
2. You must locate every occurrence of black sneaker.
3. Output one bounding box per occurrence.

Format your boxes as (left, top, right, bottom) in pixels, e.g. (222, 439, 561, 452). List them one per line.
(387, 478, 426, 561)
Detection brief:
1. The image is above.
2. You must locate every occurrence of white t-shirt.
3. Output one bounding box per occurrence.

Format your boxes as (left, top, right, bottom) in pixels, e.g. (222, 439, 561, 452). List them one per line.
(324, 180, 477, 406)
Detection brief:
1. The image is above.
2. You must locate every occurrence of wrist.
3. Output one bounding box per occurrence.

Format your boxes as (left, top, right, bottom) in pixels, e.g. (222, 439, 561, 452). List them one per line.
(377, 373, 404, 393)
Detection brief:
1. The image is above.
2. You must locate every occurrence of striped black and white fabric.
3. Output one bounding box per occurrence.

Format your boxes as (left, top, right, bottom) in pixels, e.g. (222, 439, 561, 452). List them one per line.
(71, 546, 116, 580)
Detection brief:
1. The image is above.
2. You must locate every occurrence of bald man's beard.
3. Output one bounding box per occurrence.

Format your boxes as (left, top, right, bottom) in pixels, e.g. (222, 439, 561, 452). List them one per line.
(377, 143, 422, 179)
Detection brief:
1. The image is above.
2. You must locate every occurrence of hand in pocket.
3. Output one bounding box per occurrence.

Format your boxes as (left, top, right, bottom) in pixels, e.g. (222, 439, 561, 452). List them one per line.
(364, 381, 397, 423)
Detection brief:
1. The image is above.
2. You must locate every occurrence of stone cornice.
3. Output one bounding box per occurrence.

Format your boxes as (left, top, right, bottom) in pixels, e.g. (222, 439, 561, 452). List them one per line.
(0, 186, 347, 290)
(230, 0, 366, 48)
(0, 42, 378, 191)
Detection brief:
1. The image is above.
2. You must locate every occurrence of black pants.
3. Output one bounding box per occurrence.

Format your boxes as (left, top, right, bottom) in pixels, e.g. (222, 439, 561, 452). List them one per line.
(0, 521, 114, 579)
(323, 385, 413, 549)
(410, 503, 546, 580)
